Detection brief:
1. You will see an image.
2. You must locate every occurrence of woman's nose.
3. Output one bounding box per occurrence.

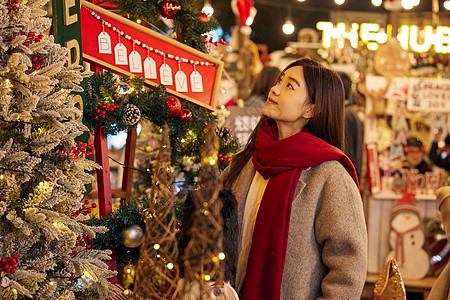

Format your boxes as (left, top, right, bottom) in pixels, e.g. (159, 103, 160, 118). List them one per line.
(271, 84, 281, 95)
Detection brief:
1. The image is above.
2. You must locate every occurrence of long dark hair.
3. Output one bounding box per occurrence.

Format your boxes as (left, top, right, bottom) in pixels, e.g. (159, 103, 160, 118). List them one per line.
(223, 58, 345, 189)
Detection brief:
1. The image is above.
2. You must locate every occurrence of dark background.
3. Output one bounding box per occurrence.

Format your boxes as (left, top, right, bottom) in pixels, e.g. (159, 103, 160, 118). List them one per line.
(212, 0, 447, 52)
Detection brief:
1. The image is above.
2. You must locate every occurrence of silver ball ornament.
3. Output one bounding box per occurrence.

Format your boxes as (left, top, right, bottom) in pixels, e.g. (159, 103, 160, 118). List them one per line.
(121, 224, 144, 248)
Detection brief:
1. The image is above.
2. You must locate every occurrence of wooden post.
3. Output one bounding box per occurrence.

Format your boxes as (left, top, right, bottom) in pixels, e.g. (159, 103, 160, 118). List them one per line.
(90, 63, 118, 284)
(121, 128, 137, 204)
(94, 127, 113, 217)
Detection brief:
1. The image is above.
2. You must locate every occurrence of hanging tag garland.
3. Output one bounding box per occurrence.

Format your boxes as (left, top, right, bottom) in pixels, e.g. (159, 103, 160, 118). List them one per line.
(98, 32, 112, 54)
(160, 61, 173, 86)
(83, 5, 223, 109)
(115, 43, 128, 65)
(190, 70, 203, 92)
(175, 71, 188, 92)
(175, 61, 188, 92)
(129, 42, 142, 73)
(144, 56, 157, 79)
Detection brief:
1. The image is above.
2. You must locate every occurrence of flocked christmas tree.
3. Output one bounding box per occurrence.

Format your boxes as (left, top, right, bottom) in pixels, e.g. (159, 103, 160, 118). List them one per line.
(0, 0, 121, 299)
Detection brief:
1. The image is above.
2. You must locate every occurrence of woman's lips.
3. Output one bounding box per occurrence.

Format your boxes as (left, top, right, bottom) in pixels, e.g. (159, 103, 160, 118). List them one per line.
(267, 98, 278, 105)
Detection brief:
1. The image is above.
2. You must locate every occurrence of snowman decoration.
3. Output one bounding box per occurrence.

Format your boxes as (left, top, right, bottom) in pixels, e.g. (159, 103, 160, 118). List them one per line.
(386, 193, 429, 280)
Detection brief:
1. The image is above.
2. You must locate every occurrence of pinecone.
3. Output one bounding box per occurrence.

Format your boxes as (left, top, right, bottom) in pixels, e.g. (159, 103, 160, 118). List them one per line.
(122, 104, 141, 126)
(217, 126, 232, 144)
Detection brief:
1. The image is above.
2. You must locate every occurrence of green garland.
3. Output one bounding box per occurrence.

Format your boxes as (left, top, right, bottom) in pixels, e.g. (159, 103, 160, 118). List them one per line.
(84, 70, 240, 170)
(85, 197, 185, 265)
(112, 0, 220, 52)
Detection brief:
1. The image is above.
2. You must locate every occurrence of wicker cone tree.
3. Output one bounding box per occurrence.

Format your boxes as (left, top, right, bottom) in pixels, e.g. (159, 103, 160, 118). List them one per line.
(133, 124, 180, 299)
(182, 121, 225, 299)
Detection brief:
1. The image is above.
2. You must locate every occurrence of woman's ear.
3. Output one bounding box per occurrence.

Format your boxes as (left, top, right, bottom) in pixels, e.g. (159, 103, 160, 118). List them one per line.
(304, 104, 315, 119)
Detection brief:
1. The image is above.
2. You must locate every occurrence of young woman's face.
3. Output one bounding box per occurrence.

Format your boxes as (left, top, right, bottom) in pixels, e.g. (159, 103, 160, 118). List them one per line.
(261, 65, 314, 125)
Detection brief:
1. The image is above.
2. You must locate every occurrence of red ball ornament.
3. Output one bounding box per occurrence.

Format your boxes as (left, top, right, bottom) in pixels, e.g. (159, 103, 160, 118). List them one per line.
(160, 0, 181, 19)
(165, 95, 181, 118)
(179, 109, 192, 122)
(198, 12, 210, 23)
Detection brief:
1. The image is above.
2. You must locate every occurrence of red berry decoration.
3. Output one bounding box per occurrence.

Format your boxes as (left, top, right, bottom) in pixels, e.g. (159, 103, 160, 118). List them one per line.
(58, 143, 93, 159)
(165, 95, 181, 118)
(160, 0, 181, 19)
(179, 109, 192, 122)
(0, 254, 18, 273)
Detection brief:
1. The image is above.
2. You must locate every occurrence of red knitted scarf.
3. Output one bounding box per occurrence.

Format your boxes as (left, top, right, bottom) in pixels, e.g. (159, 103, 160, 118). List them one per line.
(241, 119, 358, 300)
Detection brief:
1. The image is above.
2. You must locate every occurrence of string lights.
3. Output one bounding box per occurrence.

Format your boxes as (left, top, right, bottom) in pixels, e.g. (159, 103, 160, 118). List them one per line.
(259, 0, 450, 37)
(282, 7, 295, 35)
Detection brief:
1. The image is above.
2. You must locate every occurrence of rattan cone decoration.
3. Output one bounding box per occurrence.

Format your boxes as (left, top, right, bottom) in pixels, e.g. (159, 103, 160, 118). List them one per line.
(133, 124, 180, 300)
(182, 122, 225, 299)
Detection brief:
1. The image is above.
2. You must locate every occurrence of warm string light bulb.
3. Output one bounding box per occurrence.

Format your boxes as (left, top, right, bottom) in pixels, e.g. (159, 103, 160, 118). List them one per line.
(282, 17, 295, 35)
(371, 0, 382, 6)
(401, 0, 420, 9)
(334, 0, 345, 5)
(202, 0, 214, 17)
(444, 0, 450, 10)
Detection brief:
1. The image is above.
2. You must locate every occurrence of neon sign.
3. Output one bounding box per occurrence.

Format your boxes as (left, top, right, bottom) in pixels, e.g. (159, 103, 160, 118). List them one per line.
(316, 22, 450, 53)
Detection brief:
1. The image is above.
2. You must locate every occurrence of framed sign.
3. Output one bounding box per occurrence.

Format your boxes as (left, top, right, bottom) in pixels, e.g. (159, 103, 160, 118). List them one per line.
(80, 0, 223, 110)
(407, 78, 450, 112)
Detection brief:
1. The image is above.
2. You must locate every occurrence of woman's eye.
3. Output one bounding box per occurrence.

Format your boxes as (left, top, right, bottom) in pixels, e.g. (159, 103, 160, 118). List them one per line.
(287, 83, 293, 89)
(212, 287, 222, 296)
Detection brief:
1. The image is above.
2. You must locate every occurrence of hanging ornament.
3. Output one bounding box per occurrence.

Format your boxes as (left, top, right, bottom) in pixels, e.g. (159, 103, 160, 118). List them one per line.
(160, 0, 181, 19)
(179, 108, 192, 122)
(121, 225, 144, 248)
(383, 0, 402, 11)
(122, 104, 141, 125)
(165, 95, 181, 118)
(197, 12, 210, 23)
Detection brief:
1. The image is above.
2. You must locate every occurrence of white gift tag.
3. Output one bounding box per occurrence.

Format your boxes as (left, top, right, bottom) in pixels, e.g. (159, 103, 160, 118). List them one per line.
(190, 71, 203, 92)
(175, 71, 188, 92)
(143, 57, 157, 79)
(129, 51, 142, 73)
(160, 64, 173, 85)
(114, 43, 128, 65)
(98, 32, 112, 54)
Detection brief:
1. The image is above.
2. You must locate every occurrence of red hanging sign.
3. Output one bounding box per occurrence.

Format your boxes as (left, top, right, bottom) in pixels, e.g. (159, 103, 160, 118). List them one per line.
(80, 0, 223, 110)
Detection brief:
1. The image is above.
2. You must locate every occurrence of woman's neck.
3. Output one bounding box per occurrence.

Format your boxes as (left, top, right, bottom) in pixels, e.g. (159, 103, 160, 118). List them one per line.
(276, 120, 308, 140)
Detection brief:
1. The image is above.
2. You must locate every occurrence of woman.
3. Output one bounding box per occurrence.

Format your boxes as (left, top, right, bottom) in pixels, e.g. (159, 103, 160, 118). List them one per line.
(222, 58, 367, 299)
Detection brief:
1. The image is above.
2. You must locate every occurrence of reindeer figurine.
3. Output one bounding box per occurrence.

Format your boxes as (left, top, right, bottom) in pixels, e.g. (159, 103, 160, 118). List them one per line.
(358, 77, 392, 119)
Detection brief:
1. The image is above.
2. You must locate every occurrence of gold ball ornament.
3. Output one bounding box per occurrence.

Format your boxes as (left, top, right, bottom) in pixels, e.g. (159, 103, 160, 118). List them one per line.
(373, 39, 411, 77)
(121, 225, 144, 248)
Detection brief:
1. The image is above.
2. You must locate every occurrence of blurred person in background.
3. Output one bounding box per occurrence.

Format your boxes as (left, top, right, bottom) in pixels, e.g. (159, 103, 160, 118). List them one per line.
(429, 129, 450, 172)
(338, 72, 364, 183)
(243, 66, 281, 108)
(401, 136, 432, 174)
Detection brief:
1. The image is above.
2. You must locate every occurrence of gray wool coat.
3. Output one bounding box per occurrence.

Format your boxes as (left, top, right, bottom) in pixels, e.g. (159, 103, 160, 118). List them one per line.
(227, 159, 368, 299)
